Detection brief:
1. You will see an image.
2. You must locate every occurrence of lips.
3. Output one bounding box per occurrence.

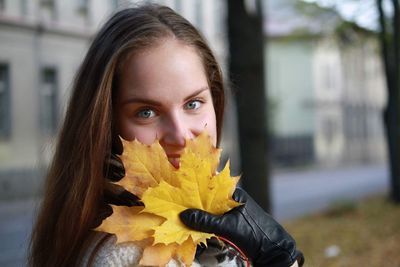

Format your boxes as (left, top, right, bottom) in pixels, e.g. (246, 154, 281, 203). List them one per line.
(166, 154, 181, 169)
(164, 147, 184, 168)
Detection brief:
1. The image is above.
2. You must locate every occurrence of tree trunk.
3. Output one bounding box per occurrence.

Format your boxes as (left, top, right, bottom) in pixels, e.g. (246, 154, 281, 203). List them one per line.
(227, 0, 271, 211)
(377, 0, 400, 202)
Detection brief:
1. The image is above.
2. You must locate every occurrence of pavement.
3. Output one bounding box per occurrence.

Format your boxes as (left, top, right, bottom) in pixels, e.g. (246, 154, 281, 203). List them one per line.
(0, 198, 39, 267)
(271, 164, 389, 221)
(0, 163, 390, 267)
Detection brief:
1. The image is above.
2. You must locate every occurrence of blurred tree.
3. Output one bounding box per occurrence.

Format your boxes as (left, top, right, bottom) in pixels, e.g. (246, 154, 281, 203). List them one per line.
(376, 0, 400, 202)
(227, 0, 271, 211)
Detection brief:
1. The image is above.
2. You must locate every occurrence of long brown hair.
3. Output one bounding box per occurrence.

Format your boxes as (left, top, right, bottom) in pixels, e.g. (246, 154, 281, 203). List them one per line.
(29, 4, 225, 267)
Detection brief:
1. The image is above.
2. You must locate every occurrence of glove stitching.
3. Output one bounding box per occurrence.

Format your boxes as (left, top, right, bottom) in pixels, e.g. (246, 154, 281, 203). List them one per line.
(244, 206, 296, 264)
(237, 207, 263, 259)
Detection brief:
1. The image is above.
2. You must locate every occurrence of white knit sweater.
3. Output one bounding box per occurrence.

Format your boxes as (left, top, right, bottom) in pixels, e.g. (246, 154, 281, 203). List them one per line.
(80, 232, 245, 267)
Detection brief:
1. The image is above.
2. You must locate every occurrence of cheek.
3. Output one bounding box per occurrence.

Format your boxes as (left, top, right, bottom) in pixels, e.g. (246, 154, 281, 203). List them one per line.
(123, 127, 158, 145)
(197, 107, 217, 147)
(115, 115, 158, 145)
(208, 115, 218, 147)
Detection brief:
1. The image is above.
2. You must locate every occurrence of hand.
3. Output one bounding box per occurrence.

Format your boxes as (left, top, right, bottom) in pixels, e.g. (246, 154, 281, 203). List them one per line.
(180, 188, 304, 267)
(92, 136, 143, 228)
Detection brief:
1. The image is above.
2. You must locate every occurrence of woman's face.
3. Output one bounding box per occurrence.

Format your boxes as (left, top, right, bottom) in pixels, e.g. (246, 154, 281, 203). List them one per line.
(115, 38, 217, 168)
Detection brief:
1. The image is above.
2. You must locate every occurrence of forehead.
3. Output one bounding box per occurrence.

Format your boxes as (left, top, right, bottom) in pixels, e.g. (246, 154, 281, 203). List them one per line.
(117, 38, 208, 101)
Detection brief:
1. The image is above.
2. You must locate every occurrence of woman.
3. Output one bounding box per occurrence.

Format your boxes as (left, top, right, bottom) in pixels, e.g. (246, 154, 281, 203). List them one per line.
(29, 4, 303, 267)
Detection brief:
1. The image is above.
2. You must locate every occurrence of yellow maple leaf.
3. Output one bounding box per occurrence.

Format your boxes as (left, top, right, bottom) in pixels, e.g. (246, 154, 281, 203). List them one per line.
(96, 131, 240, 265)
(185, 134, 222, 174)
(96, 206, 164, 243)
(117, 140, 178, 197)
(140, 237, 196, 266)
(142, 160, 239, 245)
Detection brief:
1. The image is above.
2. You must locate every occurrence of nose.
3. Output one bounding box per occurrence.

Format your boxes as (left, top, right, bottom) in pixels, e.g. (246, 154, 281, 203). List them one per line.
(159, 112, 193, 147)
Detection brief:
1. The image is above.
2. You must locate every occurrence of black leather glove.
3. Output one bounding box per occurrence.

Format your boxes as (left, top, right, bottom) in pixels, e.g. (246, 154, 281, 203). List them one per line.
(92, 136, 143, 228)
(180, 188, 304, 267)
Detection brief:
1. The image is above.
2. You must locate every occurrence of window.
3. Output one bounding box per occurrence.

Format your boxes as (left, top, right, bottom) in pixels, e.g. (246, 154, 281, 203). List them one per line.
(194, 0, 202, 29)
(40, 0, 54, 7)
(111, 0, 120, 10)
(40, 0, 56, 20)
(174, 0, 182, 14)
(77, 0, 89, 16)
(0, 64, 11, 139)
(40, 67, 58, 135)
(20, 0, 28, 15)
(323, 64, 335, 90)
(322, 117, 337, 145)
(0, 0, 5, 12)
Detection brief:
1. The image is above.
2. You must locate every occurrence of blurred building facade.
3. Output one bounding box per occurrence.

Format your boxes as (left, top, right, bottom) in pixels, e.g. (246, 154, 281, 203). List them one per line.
(265, 0, 387, 168)
(0, 0, 230, 199)
(1, 0, 385, 199)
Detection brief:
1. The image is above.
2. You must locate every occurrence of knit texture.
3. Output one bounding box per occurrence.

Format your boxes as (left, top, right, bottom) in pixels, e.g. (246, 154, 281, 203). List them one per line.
(81, 232, 248, 266)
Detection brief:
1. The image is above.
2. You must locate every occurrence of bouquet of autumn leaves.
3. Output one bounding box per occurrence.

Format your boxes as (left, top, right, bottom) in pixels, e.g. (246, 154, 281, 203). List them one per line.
(96, 132, 241, 266)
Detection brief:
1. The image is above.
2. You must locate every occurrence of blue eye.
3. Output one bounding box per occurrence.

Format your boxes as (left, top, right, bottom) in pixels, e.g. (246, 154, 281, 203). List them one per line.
(185, 100, 202, 110)
(136, 109, 155, 118)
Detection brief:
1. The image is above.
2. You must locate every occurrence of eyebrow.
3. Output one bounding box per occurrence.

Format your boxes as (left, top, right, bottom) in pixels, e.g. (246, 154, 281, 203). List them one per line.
(184, 87, 210, 101)
(121, 87, 210, 106)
